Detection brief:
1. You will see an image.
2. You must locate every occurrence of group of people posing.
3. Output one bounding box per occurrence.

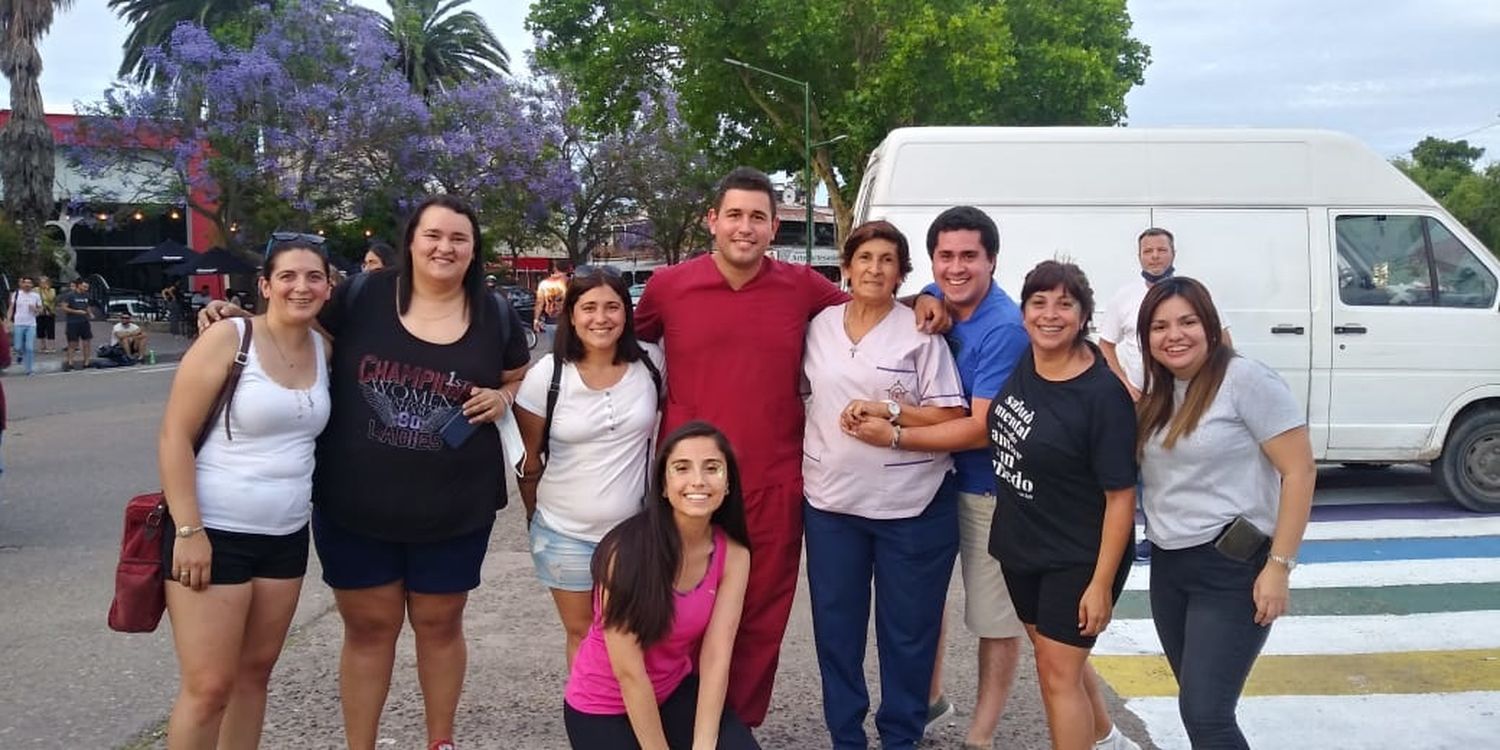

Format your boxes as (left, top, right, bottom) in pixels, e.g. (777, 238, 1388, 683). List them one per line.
(161, 167, 1313, 750)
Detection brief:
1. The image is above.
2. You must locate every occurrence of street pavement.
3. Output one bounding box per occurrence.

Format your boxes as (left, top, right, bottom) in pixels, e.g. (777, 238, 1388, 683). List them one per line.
(3, 364, 1492, 749)
(1097, 469, 1500, 749)
(0, 363, 1080, 749)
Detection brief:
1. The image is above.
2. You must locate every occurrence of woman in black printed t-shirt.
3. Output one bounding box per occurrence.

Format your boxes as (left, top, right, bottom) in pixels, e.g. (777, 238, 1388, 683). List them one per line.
(987, 260, 1140, 750)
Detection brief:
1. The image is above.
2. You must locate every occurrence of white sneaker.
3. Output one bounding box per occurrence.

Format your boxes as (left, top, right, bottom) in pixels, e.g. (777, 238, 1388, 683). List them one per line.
(1095, 725, 1141, 750)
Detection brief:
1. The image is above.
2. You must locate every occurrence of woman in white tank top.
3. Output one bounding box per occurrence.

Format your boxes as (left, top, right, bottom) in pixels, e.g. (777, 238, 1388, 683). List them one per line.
(157, 236, 333, 748)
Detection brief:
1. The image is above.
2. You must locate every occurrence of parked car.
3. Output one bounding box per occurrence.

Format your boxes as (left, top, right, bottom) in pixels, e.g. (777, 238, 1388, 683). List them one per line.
(498, 285, 535, 323)
(628, 283, 647, 307)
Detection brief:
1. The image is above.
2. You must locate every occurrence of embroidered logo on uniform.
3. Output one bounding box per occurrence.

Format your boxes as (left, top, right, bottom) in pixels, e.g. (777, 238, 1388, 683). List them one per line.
(886, 380, 910, 402)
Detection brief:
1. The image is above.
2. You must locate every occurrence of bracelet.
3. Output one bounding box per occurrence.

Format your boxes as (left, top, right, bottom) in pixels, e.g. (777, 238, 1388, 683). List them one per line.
(890, 424, 902, 450)
(1268, 553, 1298, 571)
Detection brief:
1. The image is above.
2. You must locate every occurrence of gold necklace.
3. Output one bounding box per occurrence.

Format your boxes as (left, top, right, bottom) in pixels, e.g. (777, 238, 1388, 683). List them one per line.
(264, 327, 299, 370)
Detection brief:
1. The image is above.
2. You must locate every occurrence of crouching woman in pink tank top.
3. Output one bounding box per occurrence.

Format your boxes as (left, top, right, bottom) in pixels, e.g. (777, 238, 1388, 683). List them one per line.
(563, 421, 759, 749)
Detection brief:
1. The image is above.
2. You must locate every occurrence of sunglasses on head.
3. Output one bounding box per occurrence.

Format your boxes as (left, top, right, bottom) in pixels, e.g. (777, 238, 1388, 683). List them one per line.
(265, 231, 328, 256)
(573, 264, 623, 280)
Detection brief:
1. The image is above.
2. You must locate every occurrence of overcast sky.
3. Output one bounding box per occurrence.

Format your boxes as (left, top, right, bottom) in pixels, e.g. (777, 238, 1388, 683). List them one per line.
(5, 0, 1498, 163)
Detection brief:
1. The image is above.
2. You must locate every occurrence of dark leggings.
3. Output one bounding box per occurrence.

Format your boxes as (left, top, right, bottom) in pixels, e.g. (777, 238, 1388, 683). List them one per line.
(1149, 541, 1272, 750)
(564, 674, 760, 750)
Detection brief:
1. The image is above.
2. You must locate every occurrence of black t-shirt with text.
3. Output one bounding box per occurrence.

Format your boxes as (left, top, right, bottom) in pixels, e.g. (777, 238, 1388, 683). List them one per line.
(313, 271, 530, 543)
(988, 343, 1138, 571)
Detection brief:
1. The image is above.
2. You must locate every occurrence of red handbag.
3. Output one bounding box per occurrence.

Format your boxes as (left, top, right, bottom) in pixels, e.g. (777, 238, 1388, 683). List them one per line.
(108, 320, 254, 633)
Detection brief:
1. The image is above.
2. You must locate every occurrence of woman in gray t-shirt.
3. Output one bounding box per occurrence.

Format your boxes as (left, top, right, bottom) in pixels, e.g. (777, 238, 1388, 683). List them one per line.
(1136, 277, 1315, 750)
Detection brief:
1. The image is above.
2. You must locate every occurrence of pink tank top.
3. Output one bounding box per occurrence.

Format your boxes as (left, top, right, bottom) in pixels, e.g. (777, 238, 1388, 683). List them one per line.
(564, 527, 728, 714)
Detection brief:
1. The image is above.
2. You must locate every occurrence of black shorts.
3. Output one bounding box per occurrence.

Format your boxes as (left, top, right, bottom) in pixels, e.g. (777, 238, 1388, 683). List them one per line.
(164, 525, 310, 585)
(65, 318, 92, 342)
(1003, 557, 1131, 649)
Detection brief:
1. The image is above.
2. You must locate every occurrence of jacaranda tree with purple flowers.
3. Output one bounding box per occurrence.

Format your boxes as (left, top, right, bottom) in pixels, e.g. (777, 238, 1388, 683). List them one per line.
(69, 0, 565, 254)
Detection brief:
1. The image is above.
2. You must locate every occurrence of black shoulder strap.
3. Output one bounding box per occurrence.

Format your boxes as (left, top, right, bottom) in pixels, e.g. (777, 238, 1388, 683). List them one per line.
(640, 351, 663, 405)
(343, 271, 372, 320)
(540, 356, 564, 466)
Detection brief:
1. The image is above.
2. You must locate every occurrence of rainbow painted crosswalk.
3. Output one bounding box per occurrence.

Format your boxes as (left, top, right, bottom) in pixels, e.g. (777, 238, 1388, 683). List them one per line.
(1094, 505, 1500, 749)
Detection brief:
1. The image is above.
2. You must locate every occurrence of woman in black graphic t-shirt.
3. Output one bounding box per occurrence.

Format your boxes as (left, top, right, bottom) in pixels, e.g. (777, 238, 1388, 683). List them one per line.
(987, 261, 1140, 750)
(204, 195, 530, 750)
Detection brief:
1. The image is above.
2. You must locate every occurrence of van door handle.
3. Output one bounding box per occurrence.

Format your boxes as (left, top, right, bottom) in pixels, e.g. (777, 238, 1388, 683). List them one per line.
(1271, 325, 1305, 335)
(1334, 324, 1368, 335)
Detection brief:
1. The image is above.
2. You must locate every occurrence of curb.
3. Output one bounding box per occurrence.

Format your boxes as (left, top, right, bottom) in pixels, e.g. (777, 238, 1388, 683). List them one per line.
(0, 350, 185, 377)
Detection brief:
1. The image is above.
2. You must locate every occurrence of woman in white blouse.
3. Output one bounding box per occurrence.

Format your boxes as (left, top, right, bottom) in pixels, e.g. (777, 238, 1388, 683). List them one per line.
(515, 267, 663, 668)
(802, 220, 967, 749)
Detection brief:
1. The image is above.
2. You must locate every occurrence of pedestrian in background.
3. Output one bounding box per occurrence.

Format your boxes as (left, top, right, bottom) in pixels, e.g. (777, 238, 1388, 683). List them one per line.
(8, 276, 41, 376)
(1137, 277, 1314, 749)
(159, 235, 333, 749)
(36, 275, 57, 354)
(563, 421, 757, 750)
(362, 240, 397, 272)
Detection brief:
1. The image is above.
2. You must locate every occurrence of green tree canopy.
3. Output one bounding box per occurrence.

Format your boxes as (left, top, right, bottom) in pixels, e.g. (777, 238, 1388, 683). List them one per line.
(1396, 136, 1500, 256)
(528, 0, 1149, 238)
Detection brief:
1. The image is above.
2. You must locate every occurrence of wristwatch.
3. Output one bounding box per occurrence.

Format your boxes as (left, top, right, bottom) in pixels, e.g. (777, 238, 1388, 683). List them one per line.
(177, 525, 205, 539)
(882, 399, 902, 423)
(1268, 553, 1297, 571)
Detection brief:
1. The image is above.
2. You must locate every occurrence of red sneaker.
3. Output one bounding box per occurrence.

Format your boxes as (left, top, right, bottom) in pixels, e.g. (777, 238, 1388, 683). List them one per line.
(429, 741, 456, 750)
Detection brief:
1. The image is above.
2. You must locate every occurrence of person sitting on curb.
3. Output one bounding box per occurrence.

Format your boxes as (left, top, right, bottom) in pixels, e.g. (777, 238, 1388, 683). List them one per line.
(112, 312, 148, 363)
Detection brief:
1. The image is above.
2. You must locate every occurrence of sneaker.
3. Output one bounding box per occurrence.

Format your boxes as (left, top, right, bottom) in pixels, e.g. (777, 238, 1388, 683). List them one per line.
(924, 694, 955, 736)
(1096, 725, 1141, 750)
(428, 741, 455, 750)
(1134, 540, 1152, 562)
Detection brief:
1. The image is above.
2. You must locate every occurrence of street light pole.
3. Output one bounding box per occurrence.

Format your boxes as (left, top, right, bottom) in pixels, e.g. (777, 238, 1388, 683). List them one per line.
(724, 57, 817, 265)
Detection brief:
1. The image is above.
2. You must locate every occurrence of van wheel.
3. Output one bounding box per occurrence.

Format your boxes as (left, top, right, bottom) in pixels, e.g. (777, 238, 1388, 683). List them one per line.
(1435, 409, 1500, 512)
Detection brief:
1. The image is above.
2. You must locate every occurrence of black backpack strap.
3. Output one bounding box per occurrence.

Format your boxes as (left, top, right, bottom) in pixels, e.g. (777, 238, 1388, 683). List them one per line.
(539, 356, 564, 468)
(343, 271, 371, 320)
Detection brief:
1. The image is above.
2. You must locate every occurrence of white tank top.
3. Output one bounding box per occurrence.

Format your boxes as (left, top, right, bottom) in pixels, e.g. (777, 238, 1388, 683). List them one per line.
(195, 318, 330, 535)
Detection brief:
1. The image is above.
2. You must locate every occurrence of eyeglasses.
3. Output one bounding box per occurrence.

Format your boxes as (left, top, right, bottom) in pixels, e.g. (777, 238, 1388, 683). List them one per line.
(573, 264, 623, 280)
(265, 231, 328, 256)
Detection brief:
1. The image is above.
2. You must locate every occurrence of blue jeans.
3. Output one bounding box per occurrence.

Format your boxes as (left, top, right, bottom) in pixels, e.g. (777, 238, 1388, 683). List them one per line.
(804, 474, 959, 750)
(1149, 541, 1272, 750)
(12, 324, 35, 374)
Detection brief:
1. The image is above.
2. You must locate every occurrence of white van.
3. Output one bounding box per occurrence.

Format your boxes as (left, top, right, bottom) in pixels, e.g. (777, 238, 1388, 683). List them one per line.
(853, 127, 1500, 511)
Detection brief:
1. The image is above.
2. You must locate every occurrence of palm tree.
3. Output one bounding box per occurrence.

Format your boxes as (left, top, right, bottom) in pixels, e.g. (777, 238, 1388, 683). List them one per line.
(382, 0, 509, 98)
(0, 0, 74, 274)
(108, 0, 259, 83)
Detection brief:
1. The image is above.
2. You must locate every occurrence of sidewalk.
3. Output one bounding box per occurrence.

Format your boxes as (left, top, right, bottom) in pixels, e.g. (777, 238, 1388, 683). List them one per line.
(2, 320, 192, 376)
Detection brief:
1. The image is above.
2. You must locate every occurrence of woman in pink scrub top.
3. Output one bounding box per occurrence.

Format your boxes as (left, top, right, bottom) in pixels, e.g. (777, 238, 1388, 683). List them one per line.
(562, 421, 758, 749)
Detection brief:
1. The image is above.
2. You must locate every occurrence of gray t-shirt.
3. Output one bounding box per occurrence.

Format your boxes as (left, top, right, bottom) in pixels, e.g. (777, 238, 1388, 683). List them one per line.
(1141, 356, 1304, 549)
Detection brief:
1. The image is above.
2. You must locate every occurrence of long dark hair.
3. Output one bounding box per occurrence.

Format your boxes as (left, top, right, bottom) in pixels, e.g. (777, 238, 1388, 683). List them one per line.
(590, 421, 751, 648)
(398, 194, 489, 323)
(1136, 276, 1234, 452)
(553, 272, 648, 366)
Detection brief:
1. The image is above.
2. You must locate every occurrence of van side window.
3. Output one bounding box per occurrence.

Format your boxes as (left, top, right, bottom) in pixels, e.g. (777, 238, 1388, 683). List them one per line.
(1336, 215, 1497, 308)
(1426, 219, 1498, 308)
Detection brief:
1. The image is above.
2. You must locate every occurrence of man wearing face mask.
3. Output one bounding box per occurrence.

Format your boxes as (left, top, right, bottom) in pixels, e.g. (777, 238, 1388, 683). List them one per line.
(1100, 228, 1230, 563)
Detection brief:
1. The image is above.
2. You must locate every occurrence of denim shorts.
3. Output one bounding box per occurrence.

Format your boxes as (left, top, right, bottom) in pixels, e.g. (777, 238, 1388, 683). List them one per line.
(529, 513, 598, 592)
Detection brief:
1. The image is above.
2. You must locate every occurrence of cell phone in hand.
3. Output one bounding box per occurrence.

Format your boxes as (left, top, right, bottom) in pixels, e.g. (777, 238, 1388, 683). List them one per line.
(1212, 516, 1270, 562)
(440, 410, 479, 449)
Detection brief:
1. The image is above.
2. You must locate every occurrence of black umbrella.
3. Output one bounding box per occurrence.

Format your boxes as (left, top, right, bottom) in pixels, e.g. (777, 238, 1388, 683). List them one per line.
(127, 238, 191, 265)
(167, 247, 259, 276)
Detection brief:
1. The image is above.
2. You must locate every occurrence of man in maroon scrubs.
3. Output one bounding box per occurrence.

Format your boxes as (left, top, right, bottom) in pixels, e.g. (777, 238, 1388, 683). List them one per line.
(636, 167, 943, 726)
